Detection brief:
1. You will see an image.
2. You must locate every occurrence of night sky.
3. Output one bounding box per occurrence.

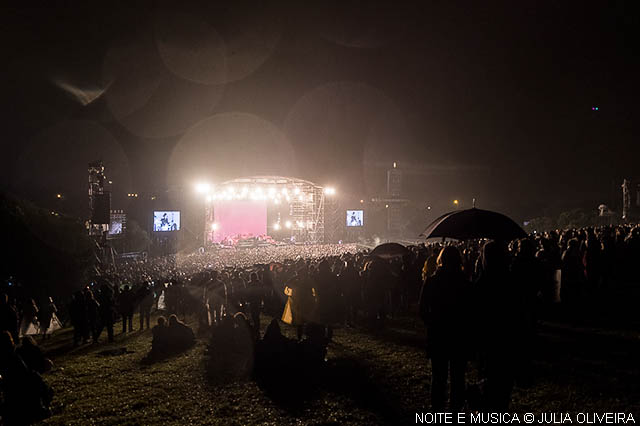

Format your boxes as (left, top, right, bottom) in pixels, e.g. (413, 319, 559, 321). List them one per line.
(1, 1, 638, 222)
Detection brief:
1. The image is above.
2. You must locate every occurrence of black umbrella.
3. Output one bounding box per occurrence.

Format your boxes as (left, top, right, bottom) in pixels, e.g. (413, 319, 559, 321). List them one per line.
(420, 208, 527, 241)
(369, 242, 410, 258)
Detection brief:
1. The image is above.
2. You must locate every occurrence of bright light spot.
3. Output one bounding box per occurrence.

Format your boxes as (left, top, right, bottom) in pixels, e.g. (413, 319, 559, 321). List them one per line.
(195, 182, 210, 194)
(360, 199, 364, 204)
(274, 223, 281, 231)
(453, 199, 459, 205)
(211, 223, 219, 231)
(324, 187, 336, 196)
(427, 206, 431, 210)
(285, 220, 292, 229)
(296, 221, 304, 228)
(385, 204, 389, 208)
(298, 194, 304, 201)
(56, 193, 62, 199)
(205, 196, 212, 203)
(393, 162, 397, 168)
(293, 187, 301, 195)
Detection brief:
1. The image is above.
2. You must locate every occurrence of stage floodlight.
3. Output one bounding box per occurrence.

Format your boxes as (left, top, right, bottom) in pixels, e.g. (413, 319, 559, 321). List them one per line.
(293, 187, 301, 195)
(324, 187, 336, 196)
(195, 182, 210, 194)
(274, 223, 281, 231)
(211, 223, 219, 231)
(285, 220, 292, 229)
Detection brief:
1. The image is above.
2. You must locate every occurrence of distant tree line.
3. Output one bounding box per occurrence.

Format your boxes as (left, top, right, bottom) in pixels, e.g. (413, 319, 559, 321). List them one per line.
(524, 207, 620, 233)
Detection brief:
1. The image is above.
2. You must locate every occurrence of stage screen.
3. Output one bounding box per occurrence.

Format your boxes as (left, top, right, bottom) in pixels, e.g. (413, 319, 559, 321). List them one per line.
(153, 211, 180, 232)
(213, 200, 267, 243)
(346, 210, 364, 227)
(108, 212, 126, 237)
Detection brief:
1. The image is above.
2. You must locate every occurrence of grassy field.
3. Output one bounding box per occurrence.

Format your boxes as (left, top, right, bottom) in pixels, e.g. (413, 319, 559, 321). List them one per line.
(36, 292, 640, 425)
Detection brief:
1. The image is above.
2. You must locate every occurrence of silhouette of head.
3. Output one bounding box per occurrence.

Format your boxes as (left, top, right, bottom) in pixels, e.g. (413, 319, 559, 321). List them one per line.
(157, 316, 166, 326)
(481, 240, 508, 272)
(436, 246, 462, 272)
(168, 314, 178, 326)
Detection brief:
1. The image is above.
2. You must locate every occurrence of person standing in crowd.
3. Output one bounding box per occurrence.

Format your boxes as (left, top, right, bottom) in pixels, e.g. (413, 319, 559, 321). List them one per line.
(419, 246, 470, 412)
(38, 296, 57, 340)
(206, 272, 227, 325)
(20, 297, 39, 337)
(84, 289, 101, 343)
(474, 241, 525, 411)
(315, 259, 339, 340)
(69, 291, 88, 346)
(561, 238, 584, 309)
(97, 284, 115, 343)
(510, 238, 542, 386)
(118, 285, 134, 333)
(138, 283, 154, 330)
(282, 263, 315, 340)
(365, 257, 393, 329)
(246, 272, 263, 337)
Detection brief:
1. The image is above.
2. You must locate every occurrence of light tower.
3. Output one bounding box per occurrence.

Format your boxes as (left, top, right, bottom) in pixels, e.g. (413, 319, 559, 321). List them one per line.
(88, 161, 111, 237)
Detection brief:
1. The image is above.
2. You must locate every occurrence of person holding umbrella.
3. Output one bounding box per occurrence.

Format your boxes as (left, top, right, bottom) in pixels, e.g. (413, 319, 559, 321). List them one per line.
(419, 246, 470, 412)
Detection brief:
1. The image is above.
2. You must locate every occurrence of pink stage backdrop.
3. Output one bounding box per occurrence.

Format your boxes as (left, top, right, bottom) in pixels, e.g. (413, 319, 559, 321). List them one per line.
(212, 200, 267, 242)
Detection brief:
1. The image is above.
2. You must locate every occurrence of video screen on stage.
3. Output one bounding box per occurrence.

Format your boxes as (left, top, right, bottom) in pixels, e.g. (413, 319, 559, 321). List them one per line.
(108, 214, 125, 236)
(153, 211, 180, 232)
(346, 210, 364, 227)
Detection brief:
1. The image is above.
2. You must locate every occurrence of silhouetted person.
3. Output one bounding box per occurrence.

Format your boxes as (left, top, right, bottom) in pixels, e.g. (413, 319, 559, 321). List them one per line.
(138, 284, 153, 330)
(84, 289, 100, 343)
(20, 298, 39, 337)
(69, 291, 88, 346)
(561, 239, 584, 308)
(419, 246, 470, 412)
(246, 272, 263, 337)
(97, 284, 115, 343)
(167, 314, 195, 351)
(38, 297, 57, 340)
(150, 316, 169, 355)
(118, 285, 134, 333)
(474, 241, 525, 411)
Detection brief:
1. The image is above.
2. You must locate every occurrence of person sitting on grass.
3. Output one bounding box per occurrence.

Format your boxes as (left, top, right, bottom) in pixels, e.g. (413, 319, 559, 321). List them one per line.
(166, 314, 195, 352)
(150, 316, 169, 355)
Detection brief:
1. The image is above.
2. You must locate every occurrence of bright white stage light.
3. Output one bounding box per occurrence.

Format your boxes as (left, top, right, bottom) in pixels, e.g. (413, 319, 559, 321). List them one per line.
(324, 187, 336, 196)
(211, 223, 219, 231)
(296, 221, 304, 228)
(195, 182, 210, 194)
(298, 194, 304, 201)
(293, 187, 300, 195)
(274, 223, 281, 230)
(205, 196, 212, 203)
(285, 221, 292, 229)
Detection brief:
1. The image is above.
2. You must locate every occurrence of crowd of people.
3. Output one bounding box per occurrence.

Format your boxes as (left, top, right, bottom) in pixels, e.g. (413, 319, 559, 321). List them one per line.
(2, 223, 639, 420)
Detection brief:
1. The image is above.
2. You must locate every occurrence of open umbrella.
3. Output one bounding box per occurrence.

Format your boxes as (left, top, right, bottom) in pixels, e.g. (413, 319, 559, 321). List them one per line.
(420, 208, 527, 241)
(369, 242, 409, 258)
